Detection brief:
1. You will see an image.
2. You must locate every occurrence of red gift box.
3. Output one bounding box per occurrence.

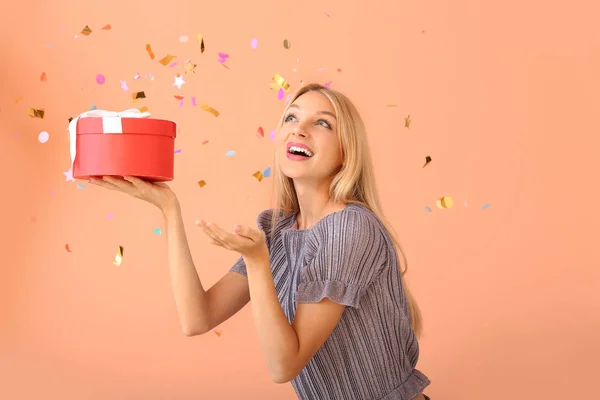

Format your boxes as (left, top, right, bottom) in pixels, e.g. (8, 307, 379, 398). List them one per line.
(70, 111, 177, 182)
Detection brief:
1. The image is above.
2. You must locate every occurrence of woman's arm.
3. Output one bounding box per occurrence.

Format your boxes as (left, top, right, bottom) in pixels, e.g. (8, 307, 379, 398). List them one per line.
(244, 253, 345, 383)
(164, 205, 250, 336)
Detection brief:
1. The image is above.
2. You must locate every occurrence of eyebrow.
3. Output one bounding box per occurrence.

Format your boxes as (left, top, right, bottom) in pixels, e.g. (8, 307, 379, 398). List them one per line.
(287, 104, 337, 119)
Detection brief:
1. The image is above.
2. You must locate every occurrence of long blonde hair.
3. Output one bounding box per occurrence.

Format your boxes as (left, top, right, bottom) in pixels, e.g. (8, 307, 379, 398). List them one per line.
(269, 83, 423, 337)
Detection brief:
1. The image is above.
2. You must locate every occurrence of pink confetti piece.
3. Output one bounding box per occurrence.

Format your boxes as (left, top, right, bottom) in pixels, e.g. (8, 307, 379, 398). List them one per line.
(96, 74, 105, 84)
(191, 96, 197, 106)
(120, 80, 129, 91)
(106, 213, 115, 218)
(277, 87, 284, 100)
(202, 140, 209, 145)
(174, 149, 182, 154)
(317, 67, 327, 71)
(169, 61, 178, 68)
(285, 94, 292, 103)
(218, 52, 229, 59)
(133, 73, 141, 80)
(324, 81, 332, 87)
(179, 99, 184, 107)
(270, 130, 276, 140)
(251, 38, 258, 49)
(63, 168, 74, 182)
(324, 12, 332, 18)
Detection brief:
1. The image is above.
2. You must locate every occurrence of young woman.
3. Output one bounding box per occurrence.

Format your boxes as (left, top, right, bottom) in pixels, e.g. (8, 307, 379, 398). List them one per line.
(89, 83, 431, 399)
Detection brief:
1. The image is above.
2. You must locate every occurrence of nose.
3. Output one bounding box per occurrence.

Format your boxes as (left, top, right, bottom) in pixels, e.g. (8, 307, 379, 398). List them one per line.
(292, 128, 307, 137)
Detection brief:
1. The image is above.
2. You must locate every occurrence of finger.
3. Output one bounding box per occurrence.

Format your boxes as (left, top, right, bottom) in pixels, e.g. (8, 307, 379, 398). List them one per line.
(123, 176, 150, 190)
(197, 221, 225, 246)
(206, 222, 239, 246)
(102, 176, 136, 192)
(89, 178, 121, 191)
(234, 224, 261, 241)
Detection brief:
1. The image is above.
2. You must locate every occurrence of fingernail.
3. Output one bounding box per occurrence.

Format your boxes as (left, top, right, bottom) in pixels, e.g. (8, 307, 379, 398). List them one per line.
(234, 224, 241, 232)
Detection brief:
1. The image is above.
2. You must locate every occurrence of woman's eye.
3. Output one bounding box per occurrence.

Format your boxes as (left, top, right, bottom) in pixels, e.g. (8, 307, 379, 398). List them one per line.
(284, 114, 296, 122)
(317, 120, 331, 128)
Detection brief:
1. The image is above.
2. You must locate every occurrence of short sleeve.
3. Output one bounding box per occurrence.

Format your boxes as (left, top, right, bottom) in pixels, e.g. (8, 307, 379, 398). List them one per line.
(296, 209, 389, 309)
(229, 209, 275, 277)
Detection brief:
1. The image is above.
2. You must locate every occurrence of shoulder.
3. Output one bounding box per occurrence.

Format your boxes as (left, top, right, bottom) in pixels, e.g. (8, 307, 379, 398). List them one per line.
(309, 203, 389, 247)
(256, 208, 295, 234)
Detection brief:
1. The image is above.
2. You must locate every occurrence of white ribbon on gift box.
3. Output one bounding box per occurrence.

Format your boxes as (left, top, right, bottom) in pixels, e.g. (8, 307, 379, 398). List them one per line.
(67, 108, 151, 172)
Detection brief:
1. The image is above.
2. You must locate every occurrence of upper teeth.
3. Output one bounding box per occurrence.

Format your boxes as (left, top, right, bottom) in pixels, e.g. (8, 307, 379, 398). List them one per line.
(289, 146, 313, 157)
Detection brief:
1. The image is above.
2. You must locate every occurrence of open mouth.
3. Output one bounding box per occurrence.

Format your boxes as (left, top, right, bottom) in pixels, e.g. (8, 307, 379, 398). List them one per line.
(287, 142, 314, 158)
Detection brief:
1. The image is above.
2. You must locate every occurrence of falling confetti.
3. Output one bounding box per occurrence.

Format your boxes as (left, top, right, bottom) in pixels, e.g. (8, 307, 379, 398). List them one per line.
(133, 73, 141, 80)
(138, 106, 149, 112)
(253, 171, 264, 182)
(270, 130, 276, 140)
(63, 168, 74, 182)
(96, 74, 105, 85)
(153, 228, 162, 235)
(324, 81, 332, 87)
(174, 149, 182, 154)
(89, 104, 97, 110)
(263, 167, 271, 178)
(217, 52, 229, 63)
(191, 96, 197, 106)
(15, 96, 22, 104)
(27, 108, 45, 119)
(257, 127, 264, 138)
(251, 37, 258, 49)
(146, 44, 155, 60)
(120, 80, 128, 91)
(482, 204, 492, 210)
(404, 115, 411, 128)
(424, 206, 432, 214)
(184, 61, 197, 74)
(174, 95, 184, 100)
(76, 184, 86, 189)
(337, 68, 342, 72)
(40, 72, 47, 82)
(423, 156, 432, 168)
(214, 330, 222, 337)
(113, 246, 124, 266)
(173, 74, 185, 89)
(65, 244, 72, 252)
(106, 213, 115, 218)
(324, 12, 332, 18)
(272, 73, 290, 91)
(283, 39, 291, 49)
(159, 54, 176, 66)
(132, 91, 146, 101)
(197, 34, 205, 53)
(102, 24, 111, 30)
(169, 61, 178, 68)
(225, 150, 236, 157)
(200, 104, 219, 117)
(38, 131, 49, 143)
(81, 25, 92, 36)
(197, 180, 206, 188)
(179, 35, 189, 43)
(436, 196, 453, 209)
(202, 140, 209, 145)
(277, 88, 284, 100)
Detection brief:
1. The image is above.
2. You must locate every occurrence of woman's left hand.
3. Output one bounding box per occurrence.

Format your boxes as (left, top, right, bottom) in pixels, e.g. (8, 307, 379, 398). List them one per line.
(196, 220, 268, 261)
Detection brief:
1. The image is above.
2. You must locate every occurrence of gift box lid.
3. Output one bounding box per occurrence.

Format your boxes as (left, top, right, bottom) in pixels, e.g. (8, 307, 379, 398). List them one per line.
(77, 117, 176, 138)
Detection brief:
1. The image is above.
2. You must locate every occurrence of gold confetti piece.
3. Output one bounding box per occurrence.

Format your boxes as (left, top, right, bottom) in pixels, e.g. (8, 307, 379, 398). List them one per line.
(423, 156, 432, 168)
(272, 73, 290, 91)
(404, 115, 411, 128)
(40, 72, 47, 82)
(214, 330, 221, 337)
(15, 96, 22, 104)
(81, 25, 92, 36)
(436, 196, 453, 209)
(113, 245, 124, 266)
(386, 104, 397, 107)
(197, 34, 205, 53)
(132, 91, 146, 101)
(159, 54, 176, 66)
(27, 108, 45, 119)
(184, 60, 197, 74)
(283, 39, 291, 49)
(101, 24, 111, 30)
(253, 171, 264, 182)
(200, 104, 219, 117)
(138, 106, 149, 113)
(146, 44, 155, 60)
(197, 180, 206, 188)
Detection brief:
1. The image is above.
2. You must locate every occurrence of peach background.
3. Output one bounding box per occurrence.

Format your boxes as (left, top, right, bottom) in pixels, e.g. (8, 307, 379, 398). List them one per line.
(1, 0, 599, 399)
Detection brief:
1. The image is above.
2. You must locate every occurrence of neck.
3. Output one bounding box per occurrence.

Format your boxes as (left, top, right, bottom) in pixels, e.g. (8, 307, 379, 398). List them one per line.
(293, 178, 347, 230)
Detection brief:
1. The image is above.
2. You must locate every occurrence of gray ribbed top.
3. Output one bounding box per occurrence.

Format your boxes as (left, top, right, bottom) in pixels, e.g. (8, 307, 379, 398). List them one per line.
(231, 203, 430, 399)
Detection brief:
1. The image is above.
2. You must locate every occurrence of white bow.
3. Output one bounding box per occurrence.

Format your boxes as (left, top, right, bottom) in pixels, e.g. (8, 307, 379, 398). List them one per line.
(67, 108, 151, 168)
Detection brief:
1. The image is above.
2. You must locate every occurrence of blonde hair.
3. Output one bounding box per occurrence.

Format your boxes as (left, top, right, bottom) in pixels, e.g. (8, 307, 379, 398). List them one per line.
(269, 83, 423, 337)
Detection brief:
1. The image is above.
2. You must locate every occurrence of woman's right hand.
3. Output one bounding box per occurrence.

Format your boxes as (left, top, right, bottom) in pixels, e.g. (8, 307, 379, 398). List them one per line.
(89, 176, 179, 215)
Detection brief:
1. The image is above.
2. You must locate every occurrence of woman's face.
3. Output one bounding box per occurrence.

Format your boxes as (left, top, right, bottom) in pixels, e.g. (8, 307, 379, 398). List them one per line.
(277, 91, 344, 183)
